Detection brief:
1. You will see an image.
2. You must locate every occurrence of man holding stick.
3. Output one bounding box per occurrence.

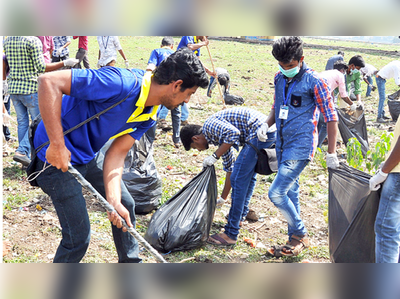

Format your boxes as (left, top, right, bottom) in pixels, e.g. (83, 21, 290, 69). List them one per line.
(32, 48, 209, 263)
(177, 36, 216, 125)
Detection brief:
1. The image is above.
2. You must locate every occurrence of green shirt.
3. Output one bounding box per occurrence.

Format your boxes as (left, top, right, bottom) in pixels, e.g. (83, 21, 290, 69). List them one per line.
(345, 70, 362, 95)
(4, 36, 46, 95)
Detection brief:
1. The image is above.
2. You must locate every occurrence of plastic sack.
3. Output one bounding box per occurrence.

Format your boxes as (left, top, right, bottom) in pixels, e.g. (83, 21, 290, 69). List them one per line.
(144, 166, 217, 253)
(96, 134, 162, 214)
(388, 99, 400, 122)
(225, 94, 244, 105)
(337, 107, 369, 156)
(328, 163, 381, 263)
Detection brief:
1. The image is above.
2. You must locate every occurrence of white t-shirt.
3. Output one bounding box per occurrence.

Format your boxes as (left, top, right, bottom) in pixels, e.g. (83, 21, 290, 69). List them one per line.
(360, 63, 378, 79)
(97, 36, 123, 67)
(377, 60, 400, 86)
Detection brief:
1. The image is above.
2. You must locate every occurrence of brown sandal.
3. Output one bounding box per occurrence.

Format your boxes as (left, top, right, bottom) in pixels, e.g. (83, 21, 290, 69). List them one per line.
(280, 234, 310, 257)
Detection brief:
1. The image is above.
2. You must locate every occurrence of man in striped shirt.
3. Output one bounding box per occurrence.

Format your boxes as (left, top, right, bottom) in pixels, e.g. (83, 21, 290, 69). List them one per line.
(180, 107, 276, 246)
(261, 36, 339, 257)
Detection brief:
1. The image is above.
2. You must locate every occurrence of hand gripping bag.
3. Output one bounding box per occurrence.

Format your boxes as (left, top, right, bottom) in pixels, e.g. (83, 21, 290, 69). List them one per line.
(144, 166, 217, 253)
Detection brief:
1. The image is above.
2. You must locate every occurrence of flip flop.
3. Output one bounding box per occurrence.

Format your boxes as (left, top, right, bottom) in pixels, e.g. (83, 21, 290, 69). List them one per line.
(207, 233, 236, 247)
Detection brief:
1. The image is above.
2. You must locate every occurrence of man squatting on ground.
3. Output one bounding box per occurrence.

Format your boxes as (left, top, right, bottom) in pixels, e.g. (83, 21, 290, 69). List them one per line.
(180, 107, 276, 246)
(32, 48, 209, 262)
(261, 36, 339, 257)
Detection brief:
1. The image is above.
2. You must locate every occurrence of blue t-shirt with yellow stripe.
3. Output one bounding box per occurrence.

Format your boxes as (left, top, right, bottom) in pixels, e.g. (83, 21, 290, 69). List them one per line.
(177, 36, 200, 56)
(34, 67, 158, 165)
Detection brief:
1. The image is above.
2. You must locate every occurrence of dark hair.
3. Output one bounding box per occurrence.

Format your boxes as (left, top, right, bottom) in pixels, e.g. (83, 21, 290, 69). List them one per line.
(218, 73, 229, 86)
(180, 124, 203, 151)
(153, 48, 209, 91)
(272, 36, 303, 63)
(338, 51, 344, 56)
(348, 55, 365, 68)
(333, 60, 348, 72)
(161, 36, 174, 47)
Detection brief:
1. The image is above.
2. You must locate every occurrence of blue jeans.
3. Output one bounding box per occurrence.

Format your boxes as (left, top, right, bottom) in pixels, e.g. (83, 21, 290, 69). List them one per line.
(157, 105, 181, 143)
(10, 93, 40, 157)
(366, 76, 374, 97)
(224, 133, 276, 240)
(376, 76, 387, 119)
(35, 156, 141, 263)
(268, 159, 309, 239)
(375, 173, 400, 263)
(181, 102, 189, 122)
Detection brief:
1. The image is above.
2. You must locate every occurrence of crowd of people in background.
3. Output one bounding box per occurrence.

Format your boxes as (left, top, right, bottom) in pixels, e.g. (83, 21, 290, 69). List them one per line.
(2, 36, 400, 263)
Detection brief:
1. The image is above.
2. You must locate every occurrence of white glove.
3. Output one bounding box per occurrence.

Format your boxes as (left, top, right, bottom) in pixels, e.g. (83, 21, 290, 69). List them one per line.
(3, 80, 8, 95)
(369, 169, 388, 191)
(63, 58, 79, 67)
(216, 196, 226, 207)
(125, 60, 129, 68)
(257, 123, 269, 142)
(357, 101, 364, 109)
(203, 154, 218, 167)
(350, 103, 357, 111)
(56, 47, 63, 56)
(326, 153, 339, 169)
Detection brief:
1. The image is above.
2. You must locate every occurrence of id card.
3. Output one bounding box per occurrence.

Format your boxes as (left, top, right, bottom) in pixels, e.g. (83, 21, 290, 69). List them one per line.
(279, 105, 289, 119)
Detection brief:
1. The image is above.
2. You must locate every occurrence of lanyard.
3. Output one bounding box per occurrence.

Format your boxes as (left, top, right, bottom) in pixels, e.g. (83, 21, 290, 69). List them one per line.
(102, 36, 110, 50)
(282, 79, 297, 106)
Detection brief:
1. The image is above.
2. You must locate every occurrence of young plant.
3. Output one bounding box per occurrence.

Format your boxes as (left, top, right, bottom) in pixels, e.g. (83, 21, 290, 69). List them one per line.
(315, 147, 327, 170)
(366, 132, 393, 174)
(346, 138, 364, 170)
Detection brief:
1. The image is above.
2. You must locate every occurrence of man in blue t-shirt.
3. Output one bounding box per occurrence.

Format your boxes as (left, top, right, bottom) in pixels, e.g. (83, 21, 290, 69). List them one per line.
(177, 36, 216, 126)
(146, 36, 181, 147)
(32, 48, 209, 263)
(325, 51, 344, 70)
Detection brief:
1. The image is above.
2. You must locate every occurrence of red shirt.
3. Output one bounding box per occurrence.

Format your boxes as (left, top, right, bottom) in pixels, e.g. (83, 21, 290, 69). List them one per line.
(73, 36, 88, 51)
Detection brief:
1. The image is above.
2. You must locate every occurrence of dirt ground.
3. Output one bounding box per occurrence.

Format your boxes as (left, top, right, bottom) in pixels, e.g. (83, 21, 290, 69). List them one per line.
(3, 91, 395, 263)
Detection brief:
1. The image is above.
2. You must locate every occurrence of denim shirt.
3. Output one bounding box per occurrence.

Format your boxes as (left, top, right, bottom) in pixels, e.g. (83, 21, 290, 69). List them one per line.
(273, 62, 337, 163)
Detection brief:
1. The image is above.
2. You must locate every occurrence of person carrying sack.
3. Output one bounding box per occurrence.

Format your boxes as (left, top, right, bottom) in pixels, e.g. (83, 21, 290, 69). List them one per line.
(180, 107, 276, 246)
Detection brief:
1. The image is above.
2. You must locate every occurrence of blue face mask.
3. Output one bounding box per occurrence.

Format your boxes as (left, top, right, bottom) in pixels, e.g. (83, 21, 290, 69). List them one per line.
(278, 62, 300, 78)
(350, 68, 359, 75)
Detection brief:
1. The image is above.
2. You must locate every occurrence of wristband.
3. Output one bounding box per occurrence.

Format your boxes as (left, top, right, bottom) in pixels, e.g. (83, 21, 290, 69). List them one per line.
(212, 152, 219, 160)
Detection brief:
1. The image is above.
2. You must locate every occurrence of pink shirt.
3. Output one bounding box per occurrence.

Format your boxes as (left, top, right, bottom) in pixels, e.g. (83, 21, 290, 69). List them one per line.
(73, 36, 88, 51)
(36, 36, 54, 63)
(318, 69, 348, 98)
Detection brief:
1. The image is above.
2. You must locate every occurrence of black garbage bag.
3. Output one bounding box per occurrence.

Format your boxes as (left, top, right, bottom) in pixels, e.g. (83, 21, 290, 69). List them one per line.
(96, 134, 162, 214)
(225, 94, 244, 105)
(144, 166, 217, 253)
(387, 89, 400, 100)
(337, 107, 369, 156)
(388, 99, 400, 122)
(328, 163, 381, 263)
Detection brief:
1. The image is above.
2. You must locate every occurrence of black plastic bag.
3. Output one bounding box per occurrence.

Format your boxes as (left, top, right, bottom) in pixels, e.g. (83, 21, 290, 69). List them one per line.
(96, 134, 162, 214)
(225, 94, 244, 105)
(328, 163, 381, 263)
(388, 99, 400, 122)
(144, 166, 217, 253)
(337, 108, 369, 156)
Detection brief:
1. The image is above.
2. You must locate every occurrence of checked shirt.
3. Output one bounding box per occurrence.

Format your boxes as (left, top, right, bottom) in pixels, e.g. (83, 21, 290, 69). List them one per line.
(4, 36, 46, 95)
(202, 107, 267, 172)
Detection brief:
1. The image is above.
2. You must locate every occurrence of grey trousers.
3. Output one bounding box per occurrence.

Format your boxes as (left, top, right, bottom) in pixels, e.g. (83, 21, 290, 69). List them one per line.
(74, 48, 90, 69)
